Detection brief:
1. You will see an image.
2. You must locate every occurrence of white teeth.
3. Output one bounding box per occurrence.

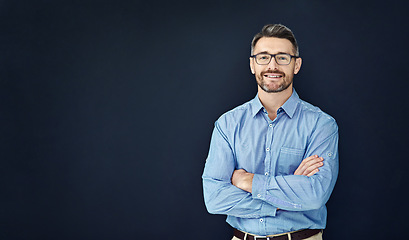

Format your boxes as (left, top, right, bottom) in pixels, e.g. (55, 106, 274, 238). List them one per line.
(265, 75, 281, 78)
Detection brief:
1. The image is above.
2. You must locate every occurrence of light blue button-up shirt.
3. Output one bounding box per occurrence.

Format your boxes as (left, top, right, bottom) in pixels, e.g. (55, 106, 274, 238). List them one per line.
(202, 89, 338, 236)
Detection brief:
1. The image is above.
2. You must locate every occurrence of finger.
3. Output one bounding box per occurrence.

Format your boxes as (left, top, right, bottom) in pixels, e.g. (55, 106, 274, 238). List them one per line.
(298, 155, 320, 168)
(302, 160, 324, 176)
(300, 157, 324, 175)
(301, 155, 319, 163)
(294, 156, 317, 174)
(296, 156, 323, 175)
(306, 168, 319, 177)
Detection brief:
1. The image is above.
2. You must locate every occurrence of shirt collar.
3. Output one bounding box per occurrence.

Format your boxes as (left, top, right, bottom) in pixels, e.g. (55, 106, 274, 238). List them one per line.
(250, 95, 264, 117)
(250, 89, 300, 118)
(280, 90, 299, 119)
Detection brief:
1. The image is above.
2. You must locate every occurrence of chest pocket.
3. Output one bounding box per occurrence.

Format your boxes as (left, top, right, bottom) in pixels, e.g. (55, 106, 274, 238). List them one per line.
(276, 146, 305, 175)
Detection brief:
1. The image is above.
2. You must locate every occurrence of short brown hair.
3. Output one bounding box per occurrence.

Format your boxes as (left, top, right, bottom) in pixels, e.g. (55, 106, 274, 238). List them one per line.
(251, 24, 299, 56)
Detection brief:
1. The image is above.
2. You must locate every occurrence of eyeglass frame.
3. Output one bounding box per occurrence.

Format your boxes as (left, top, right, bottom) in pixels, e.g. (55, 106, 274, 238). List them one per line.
(250, 53, 300, 66)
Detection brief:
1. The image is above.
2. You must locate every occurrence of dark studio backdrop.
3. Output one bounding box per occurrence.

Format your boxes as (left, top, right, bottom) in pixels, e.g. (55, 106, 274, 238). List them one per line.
(1, 0, 409, 239)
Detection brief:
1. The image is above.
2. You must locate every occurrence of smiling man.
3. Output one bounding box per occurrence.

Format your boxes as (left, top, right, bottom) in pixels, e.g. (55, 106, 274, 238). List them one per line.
(202, 24, 339, 240)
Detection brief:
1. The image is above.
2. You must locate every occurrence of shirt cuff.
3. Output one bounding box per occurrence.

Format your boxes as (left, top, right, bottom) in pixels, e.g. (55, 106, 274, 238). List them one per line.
(252, 173, 267, 201)
(252, 174, 277, 216)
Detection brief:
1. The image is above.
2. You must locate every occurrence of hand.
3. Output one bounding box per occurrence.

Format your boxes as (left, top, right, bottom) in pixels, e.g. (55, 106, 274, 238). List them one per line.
(231, 169, 254, 193)
(294, 155, 324, 177)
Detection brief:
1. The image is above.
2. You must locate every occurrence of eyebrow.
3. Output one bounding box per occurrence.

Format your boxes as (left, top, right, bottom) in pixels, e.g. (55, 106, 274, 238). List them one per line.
(255, 51, 290, 55)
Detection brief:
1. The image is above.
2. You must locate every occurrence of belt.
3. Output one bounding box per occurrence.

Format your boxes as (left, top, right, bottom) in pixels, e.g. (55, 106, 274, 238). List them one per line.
(233, 229, 322, 240)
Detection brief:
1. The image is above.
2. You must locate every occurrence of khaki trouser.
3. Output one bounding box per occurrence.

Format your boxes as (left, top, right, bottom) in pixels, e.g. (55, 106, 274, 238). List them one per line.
(232, 231, 323, 240)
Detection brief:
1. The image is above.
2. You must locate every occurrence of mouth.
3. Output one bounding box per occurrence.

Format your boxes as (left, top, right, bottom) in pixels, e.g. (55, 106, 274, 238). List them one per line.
(263, 73, 283, 79)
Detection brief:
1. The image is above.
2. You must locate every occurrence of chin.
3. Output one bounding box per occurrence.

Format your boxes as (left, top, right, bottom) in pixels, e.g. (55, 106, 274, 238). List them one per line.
(260, 83, 291, 93)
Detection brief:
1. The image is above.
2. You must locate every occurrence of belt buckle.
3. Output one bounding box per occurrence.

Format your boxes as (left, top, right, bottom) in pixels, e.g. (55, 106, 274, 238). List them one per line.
(253, 236, 270, 240)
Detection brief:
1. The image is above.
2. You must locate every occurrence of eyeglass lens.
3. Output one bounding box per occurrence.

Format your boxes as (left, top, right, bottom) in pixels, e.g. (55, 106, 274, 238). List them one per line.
(256, 54, 291, 65)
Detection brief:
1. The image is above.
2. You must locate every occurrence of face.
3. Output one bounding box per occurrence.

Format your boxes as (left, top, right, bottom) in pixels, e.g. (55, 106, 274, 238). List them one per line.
(250, 37, 302, 93)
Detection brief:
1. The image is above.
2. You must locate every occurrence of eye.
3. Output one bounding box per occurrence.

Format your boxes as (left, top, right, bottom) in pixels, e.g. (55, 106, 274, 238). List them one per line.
(257, 54, 270, 61)
(277, 55, 289, 61)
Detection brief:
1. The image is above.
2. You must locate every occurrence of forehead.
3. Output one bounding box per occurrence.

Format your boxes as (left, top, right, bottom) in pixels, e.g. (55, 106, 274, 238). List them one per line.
(253, 37, 294, 55)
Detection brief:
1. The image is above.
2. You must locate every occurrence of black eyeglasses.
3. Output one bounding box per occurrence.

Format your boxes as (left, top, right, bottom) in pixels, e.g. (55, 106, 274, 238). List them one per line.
(250, 53, 299, 65)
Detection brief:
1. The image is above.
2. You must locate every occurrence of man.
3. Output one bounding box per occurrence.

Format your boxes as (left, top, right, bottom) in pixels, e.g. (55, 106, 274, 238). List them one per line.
(202, 24, 338, 240)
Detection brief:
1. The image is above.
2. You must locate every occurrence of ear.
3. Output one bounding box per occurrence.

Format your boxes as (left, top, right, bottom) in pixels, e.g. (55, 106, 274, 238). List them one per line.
(249, 57, 255, 74)
(294, 57, 302, 74)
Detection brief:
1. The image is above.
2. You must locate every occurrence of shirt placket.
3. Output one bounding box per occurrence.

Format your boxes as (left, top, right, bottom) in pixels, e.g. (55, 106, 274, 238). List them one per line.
(260, 108, 283, 235)
(262, 108, 282, 177)
(257, 108, 275, 234)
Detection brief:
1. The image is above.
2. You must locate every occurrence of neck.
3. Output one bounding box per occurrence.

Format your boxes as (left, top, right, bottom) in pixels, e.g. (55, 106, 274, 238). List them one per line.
(257, 86, 293, 119)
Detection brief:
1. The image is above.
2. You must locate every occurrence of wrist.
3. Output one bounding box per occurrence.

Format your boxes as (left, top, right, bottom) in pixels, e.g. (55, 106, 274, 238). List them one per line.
(232, 170, 254, 193)
(241, 172, 254, 193)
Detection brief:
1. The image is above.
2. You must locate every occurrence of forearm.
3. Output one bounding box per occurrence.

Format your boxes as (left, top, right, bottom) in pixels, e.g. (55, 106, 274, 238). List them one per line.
(252, 174, 333, 211)
(203, 122, 279, 218)
(252, 148, 338, 210)
(231, 155, 324, 194)
(252, 123, 339, 211)
(202, 175, 278, 218)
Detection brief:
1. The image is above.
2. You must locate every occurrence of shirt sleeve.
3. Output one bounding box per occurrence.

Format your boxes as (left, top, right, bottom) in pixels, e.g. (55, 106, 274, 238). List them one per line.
(251, 117, 339, 211)
(202, 121, 278, 218)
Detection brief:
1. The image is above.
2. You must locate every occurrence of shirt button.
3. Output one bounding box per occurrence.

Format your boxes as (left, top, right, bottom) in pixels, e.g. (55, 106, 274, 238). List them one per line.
(257, 194, 261, 198)
(265, 172, 269, 176)
(268, 124, 273, 127)
(266, 148, 270, 151)
(260, 219, 264, 223)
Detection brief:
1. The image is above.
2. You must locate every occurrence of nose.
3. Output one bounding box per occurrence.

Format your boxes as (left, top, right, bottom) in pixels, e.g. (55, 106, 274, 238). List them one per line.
(267, 57, 279, 70)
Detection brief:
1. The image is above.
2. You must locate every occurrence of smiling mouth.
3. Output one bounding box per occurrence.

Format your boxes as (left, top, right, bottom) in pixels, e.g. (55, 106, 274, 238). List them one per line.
(264, 74, 283, 79)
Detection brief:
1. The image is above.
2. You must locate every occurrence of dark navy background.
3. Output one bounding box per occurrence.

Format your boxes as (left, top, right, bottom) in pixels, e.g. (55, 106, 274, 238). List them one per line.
(1, 0, 408, 239)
